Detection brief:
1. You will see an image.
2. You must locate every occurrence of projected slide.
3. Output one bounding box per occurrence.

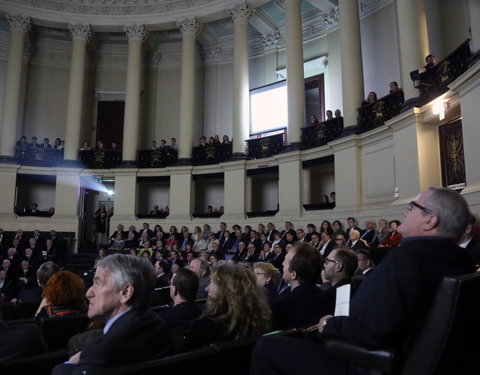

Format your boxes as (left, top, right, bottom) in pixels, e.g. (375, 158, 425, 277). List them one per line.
(250, 80, 288, 135)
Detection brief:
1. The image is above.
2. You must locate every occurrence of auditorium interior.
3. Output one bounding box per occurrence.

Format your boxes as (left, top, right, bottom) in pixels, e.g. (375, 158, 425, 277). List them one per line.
(0, 0, 479, 254)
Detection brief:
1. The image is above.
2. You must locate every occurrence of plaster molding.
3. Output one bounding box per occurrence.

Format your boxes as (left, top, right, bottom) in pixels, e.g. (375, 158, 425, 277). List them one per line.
(68, 23, 92, 42)
(5, 14, 32, 33)
(123, 23, 148, 42)
(227, 1, 255, 24)
(176, 17, 202, 37)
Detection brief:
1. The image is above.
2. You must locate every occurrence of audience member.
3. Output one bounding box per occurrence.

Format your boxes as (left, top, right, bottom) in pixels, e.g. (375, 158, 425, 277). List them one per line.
(458, 212, 480, 266)
(253, 262, 279, 308)
(52, 254, 172, 374)
(271, 243, 323, 330)
(354, 248, 375, 277)
(185, 262, 271, 349)
(35, 270, 87, 318)
(378, 220, 402, 248)
(188, 257, 211, 300)
(157, 267, 202, 332)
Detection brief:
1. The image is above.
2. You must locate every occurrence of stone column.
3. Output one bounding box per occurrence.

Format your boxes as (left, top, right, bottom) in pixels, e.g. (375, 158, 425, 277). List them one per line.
(64, 24, 92, 161)
(338, 0, 364, 127)
(285, 0, 306, 144)
(228, 2, 254, 155)
(176, 17, 202, 161)
(0, 14, 31, 159)
(122, 24, 147, 163)
(396, 0, 430, 100)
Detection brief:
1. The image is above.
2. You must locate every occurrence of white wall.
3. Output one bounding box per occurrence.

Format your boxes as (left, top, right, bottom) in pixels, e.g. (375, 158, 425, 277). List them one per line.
(194, 180, 224, 212)
(251, 175, 278, 211)
(360, 2, 401, 99)
(16, 177, 56, 212)
(137, 181, 170, 214)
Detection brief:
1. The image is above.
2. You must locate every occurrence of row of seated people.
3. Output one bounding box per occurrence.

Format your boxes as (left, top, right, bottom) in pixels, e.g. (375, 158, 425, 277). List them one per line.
(356, 81, 405, 132)
(80, 140, 119, 151)
(198, 134, 231, 147)
(16, 136, 64, 150)
(16, 202, 55, 217)
(308, 109, 344, 140)
(2, 187, 480, 372)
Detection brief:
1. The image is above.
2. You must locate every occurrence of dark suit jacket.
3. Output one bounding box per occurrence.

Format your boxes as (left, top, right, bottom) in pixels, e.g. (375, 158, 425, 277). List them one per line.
(360, 228, 375, 244)
(465, 237, 480, 265)
(319, 240, 336, 258)
(0, 323, 48, 362)
(348, 239, 367, 251)
(158, 302, 203, 332)
(52, 309, 172, 375)
(321, 237, 476, 358)
(270, 252, 285, 273)
(272, 283, 324, 330)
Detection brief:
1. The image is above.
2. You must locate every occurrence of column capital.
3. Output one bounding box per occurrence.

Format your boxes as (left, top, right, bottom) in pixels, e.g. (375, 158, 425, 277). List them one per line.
(123, 24, 148, 42)
(68, 23, 92, 42)
(262, 30, 281, 51)
(202, 45, 222, 63)
(6, 14, 32, 33)
(176, 17, 202, 36)
(227, 2, 255, 23)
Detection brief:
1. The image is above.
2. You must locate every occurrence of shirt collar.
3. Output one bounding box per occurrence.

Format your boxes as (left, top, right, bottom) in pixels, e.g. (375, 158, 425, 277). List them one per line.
(103, 308, 131, 334)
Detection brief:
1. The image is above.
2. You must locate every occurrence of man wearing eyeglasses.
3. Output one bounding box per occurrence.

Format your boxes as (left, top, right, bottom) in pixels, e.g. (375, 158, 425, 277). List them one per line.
(251, 187, 476, 375)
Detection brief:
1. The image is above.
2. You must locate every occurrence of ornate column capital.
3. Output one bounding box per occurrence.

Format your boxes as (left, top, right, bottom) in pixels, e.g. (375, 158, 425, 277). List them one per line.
(68, 23, 92, 42)
(6, 14, 32, 33)
(202, 45, 222, 63)
(227, 2, 255, 23)
(262, 30, 281, 51)
(123, 24, 148, 42)
(176, 17, 202, 36)
(150, 50, 162, 65)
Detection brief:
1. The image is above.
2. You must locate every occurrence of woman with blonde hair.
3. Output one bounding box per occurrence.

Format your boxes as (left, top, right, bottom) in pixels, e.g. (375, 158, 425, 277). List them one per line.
(186, 262, 271, 349)
(253, 262, 279, 308)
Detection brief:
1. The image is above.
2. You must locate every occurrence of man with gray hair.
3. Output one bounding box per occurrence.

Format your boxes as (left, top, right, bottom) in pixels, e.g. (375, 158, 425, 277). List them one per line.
(251, 187, 476, 375)
(52, 254, 171, 374)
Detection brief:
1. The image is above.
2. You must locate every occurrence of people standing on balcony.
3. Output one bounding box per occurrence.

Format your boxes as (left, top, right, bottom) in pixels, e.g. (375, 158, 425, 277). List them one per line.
(30, 137, 40, 148)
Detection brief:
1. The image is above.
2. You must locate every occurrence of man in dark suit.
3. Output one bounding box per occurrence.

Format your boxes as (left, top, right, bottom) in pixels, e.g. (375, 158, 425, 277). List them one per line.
(157, 268, 202, 332)
(354, 248, 375, 277)
(27, 202, 39, 216)
(458, 212, 480, 266)
(247, 230, 262, 251)
(319, 232, 336, 258)
(360, 219, 376, 245)
(346, 229, 367, 251)
(270, 243, 285, 273)
(344, 217, 361, 237)
(216, 222, 227, 239)
(251, 187, 477, 375)
(271, 243, 324, 330)
(52, 254, 171, 374)
(139, 223, 154, 239)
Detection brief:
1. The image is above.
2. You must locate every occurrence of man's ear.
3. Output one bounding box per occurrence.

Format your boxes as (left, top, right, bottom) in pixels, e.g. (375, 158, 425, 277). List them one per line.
(291, 270, 297, 280)
(424, 213, 439, 232)
(120, 284, 134, 304)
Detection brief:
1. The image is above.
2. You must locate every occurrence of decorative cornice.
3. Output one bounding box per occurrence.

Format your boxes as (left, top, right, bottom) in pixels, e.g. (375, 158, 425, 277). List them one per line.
(176, 17, 202, 36)
(123, 24, 148, 42)
(5, 14, 32, 33)
(68, 23, 92, 42)
(227, 2, 255, 23)
(202, 45, 222, 63)
(261, 30, 281, 51)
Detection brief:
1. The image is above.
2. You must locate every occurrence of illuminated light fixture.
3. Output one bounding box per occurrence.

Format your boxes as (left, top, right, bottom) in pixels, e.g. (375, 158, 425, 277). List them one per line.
(106, 189, 114, 196)
(432, 100, 448, 121)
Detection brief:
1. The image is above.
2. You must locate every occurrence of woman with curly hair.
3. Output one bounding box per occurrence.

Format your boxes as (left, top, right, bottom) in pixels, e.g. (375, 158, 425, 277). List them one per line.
(186, 262, 271, 349)
(35, 270, 87, 318)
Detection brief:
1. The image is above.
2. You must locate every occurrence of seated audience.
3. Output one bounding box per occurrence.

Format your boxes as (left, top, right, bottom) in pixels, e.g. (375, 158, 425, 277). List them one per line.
(52, 254, 172, 374)
(15, 260, 60, 303)
(354, 248, 375, 277)
(185, 262, 271, 349)
(346, 229, 368, 251)
(251, 187, 477, 375)
(222, 135, 231, 144)
(154, 259, 172, 288)
(80, 141, 92, 151)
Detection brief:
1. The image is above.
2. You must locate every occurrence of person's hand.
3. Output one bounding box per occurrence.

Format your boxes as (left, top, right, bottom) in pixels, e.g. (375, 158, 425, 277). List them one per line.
(68, 351, 82, 363)
(318, 315, 333, 333)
